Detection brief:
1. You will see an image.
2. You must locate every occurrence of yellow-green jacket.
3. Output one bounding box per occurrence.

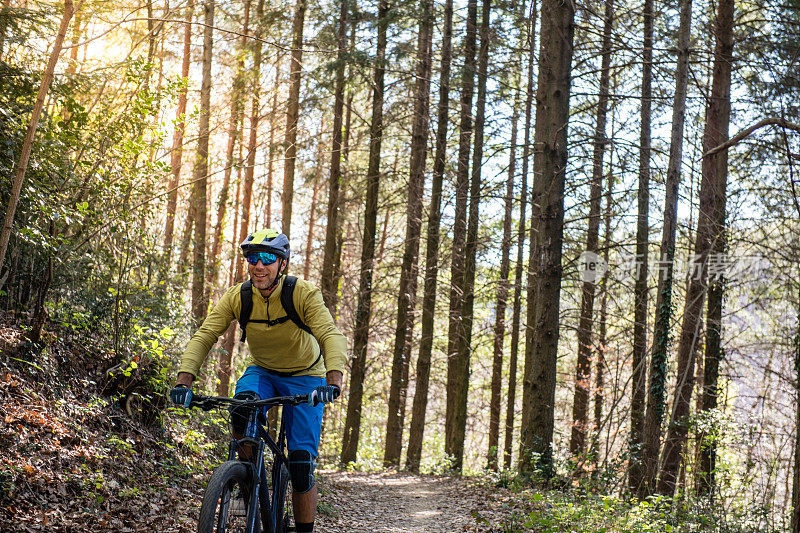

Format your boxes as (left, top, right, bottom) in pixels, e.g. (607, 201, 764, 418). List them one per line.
(179, 276, 347, 379)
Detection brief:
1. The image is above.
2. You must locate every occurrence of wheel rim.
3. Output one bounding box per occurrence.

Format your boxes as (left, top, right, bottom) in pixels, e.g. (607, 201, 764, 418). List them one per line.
(216, 479, 251, 533)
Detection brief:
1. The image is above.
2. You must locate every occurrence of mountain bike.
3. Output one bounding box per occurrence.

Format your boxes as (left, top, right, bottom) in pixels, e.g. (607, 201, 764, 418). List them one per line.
(188, 392, 317, 533)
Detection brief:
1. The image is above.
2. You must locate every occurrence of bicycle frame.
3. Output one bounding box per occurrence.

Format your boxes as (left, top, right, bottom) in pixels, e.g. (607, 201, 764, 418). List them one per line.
(229, 403, 290, 533)
(190, 393, 309, 533)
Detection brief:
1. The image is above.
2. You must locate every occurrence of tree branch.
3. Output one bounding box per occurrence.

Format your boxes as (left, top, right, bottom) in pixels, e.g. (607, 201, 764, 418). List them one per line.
(705, 117, 800, 157)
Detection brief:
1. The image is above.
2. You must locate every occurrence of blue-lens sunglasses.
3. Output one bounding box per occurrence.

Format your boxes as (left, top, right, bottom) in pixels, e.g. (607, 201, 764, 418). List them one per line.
(245, 252, 279, 266)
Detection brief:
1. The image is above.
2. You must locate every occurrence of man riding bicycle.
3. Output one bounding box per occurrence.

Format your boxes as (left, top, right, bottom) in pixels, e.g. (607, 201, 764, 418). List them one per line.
(170, 229, 347, 533)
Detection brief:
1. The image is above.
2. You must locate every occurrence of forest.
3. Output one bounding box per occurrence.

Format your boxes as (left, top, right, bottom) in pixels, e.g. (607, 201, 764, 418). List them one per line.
(2, 0, 800, 530)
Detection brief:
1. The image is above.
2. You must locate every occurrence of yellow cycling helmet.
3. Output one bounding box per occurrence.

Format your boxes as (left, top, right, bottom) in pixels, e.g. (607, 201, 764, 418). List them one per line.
(240, 229, 290, 259)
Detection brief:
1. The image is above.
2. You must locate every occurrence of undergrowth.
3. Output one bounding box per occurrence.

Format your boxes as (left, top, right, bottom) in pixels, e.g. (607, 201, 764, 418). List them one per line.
(476, 468, 785, 533)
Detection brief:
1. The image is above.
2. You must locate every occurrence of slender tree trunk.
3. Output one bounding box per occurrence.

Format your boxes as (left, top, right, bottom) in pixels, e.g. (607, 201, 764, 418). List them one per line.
(164, 3, 193, 263)
(504, 1, 536, 470)
(793, 280, 800, 532)
(519, 0, 574, 477)
(0, 0, 13, 61)
(450, 0, 491, 472)
(640, 0, 693, 498)
(179, 190, 196, 267)
(191, 0, 215, 328)
(236, 1, 264, 283)
(340, 0, 388, 465)
(405, 0, 452, 473)
(304, 122, 325, 280)
(629, 0, 653, 495)
(488, 66, 519, 472)
(383, 0, 432, 467)
(660, 0, 732, 497)
(282, 0, 307, 238)
(569, 0, 613, 463)
(214, 0, 258, 395)
(65, 7, 82, 76)
(343, 18, 356, 163)
(591, 167, 613, 465)
(266, 57, 281, 227)
(320, 0, 348, 312)
(229, 161, 243, 287)
(206, 0, 251, 305)
(0, 0, 76, 271)
(444, 0, 478, 472)
(697, 0, 734, 499)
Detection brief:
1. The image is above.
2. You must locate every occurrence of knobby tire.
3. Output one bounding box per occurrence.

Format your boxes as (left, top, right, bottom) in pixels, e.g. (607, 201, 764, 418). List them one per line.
(198, 460, 260, 533)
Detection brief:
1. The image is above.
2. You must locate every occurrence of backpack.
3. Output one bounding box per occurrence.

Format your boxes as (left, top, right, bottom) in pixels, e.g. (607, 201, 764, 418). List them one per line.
(238, 276, 321, 376)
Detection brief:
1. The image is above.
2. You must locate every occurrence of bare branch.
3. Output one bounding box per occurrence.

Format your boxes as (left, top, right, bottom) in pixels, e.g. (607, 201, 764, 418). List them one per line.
(705, 117, 800, 157)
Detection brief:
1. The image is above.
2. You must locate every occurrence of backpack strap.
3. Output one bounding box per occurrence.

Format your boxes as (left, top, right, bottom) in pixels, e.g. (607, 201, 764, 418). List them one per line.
(280, 276, 313, 334)
(239, 280, 254, 342)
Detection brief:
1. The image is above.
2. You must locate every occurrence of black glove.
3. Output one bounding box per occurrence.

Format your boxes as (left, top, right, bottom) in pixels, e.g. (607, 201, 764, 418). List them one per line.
(170, 385, 193, 408)
(309, 385, 340, 406)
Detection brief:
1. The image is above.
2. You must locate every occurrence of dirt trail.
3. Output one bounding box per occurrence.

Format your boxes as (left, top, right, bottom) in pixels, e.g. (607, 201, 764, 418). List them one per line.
(316, 471, 489, 533)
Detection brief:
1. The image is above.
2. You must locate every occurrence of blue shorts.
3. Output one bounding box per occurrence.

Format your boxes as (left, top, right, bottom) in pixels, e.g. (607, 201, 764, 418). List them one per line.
(235, 365, 326, 456)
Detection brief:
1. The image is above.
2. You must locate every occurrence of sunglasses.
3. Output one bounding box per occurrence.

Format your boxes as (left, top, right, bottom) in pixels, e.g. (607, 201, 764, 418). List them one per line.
(245, 252, 279, 266)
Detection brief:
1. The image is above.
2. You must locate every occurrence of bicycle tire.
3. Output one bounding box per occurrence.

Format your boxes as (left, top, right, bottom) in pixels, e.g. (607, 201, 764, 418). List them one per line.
(198, 460, 260, 533)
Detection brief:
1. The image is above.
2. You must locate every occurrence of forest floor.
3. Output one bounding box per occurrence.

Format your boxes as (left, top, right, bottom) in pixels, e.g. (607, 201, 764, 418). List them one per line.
(0, 323, 535, 532)
(315, 471, 506, 532)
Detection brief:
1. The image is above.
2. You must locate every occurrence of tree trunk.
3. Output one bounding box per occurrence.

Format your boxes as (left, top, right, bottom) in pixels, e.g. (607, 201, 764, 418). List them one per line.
(236, 3, 264, 283)
(793, 280, 800, 532)
(569, 0, 613, 463)
(266, 56, 281, 228)
(282, 0, 308, 238)
(320, 0, 348, 312)
(340, 0, 388, 465)
(216, 0, 259, 395)
(519, 0, 574, 477)
(628, 0, 652, 495)
(488, 64, 519, 472)
(504, 1, 536, 470)
(383, 0, 432, 467)
(444, 0, 478, 473)
(0, 0, 13, 61)
(405, 0, 452, 474)
(659, 0, 732, 497)
(206, 0, 251, 305)
(229, 162, 243, 287)
(640, 0, 692, 498)
(65, 6, 82, 75)
(592, 167, 613, 465)
(0, 0, 76, 271)
(191, 0, 215, 328)
(451, 0, 491, 472)
(164, 3, 193, 263)
(304, 122, 325, 280)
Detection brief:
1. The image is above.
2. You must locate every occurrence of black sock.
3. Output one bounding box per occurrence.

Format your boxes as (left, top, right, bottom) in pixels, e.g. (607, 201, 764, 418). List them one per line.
(296, 521, 314, 532)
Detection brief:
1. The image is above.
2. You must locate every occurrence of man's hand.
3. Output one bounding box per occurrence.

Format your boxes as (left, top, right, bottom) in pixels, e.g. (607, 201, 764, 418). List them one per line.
(170, 384, 193, 408)
(309, 385, 340, 406)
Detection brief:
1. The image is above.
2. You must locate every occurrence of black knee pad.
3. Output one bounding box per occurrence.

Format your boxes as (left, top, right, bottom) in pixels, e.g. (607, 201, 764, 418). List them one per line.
(230, 391, 261, 435)
(288, 450, 316, 494)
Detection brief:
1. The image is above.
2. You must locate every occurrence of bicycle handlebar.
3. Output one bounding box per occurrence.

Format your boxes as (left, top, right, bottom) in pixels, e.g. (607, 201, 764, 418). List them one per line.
(188, 393, 312, 411)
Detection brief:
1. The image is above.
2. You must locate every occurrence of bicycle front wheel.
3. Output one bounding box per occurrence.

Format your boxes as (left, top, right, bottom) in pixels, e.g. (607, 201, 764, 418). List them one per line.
(198, 460, 260, 533)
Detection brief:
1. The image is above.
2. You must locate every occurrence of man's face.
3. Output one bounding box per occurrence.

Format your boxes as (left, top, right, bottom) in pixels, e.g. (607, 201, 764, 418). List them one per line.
(247, 254, 285, 292)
